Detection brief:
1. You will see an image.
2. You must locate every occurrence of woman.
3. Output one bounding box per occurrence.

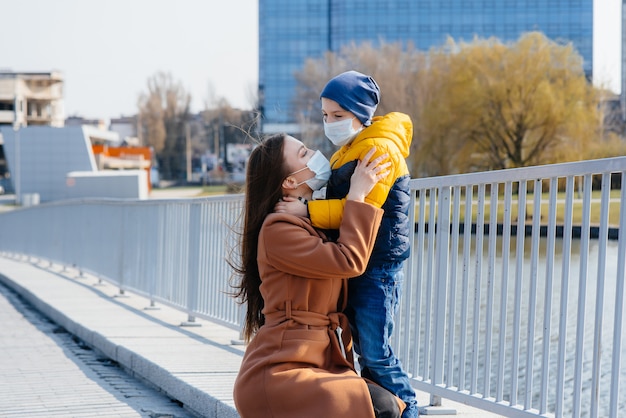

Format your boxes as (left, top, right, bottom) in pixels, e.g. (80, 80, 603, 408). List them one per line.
(232, 133, 404, 418)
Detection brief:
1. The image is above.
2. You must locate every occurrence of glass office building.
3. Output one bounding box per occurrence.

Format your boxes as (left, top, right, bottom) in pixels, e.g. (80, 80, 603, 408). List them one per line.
(259, 0, 593, 133)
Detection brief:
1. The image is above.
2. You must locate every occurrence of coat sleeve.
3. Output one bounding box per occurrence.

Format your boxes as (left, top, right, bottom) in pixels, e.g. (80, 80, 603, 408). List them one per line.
(308, 141, 400, 230)
(261, 201, 383, 279)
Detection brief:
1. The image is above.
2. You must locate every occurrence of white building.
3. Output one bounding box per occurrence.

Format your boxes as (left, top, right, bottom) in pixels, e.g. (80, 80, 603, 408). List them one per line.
(0, 70, 65, 128)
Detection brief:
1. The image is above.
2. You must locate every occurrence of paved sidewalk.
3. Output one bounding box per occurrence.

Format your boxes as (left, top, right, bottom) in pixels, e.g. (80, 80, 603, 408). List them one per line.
(0, 256, 242, 418)
(0, 255, 504, 418)
(0, 280, 194, 417)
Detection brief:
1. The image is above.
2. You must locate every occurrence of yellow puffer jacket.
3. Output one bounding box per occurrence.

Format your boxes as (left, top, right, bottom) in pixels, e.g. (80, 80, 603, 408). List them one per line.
(308, 112, 413, 229)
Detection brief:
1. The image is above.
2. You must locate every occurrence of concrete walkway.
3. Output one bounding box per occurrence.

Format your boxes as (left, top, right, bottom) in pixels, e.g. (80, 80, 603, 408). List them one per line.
(0, 255, 504, 418)
(0, 277, 195, 417)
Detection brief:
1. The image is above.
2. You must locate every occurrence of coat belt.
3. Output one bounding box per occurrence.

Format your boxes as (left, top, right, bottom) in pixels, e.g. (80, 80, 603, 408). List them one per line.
(264, 300, 350, 360)
(265, 300, 342, 330)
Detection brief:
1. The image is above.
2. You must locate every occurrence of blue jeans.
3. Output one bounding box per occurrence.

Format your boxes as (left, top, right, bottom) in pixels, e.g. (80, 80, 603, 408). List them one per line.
(345, 262, 419, 418)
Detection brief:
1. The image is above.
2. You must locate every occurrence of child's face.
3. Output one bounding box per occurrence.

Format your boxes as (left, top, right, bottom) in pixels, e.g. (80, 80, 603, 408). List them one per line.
(321, 98, 362, 131)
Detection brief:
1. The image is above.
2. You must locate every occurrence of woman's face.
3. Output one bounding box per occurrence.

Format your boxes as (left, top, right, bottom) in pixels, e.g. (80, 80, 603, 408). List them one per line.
(282, 135, 316, 183)
(321, 97, 363, 130)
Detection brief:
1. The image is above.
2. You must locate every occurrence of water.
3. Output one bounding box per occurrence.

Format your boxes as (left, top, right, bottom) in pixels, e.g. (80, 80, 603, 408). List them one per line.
(402, 235, 625, 417)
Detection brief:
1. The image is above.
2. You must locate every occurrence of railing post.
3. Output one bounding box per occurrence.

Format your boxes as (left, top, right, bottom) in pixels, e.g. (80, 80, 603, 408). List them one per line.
(116, 204, 129, 297)
(181, 202, 202, 327)
(432, 186, 450, 386)
(422, 186, 457, 415)
(144, 205, 161, 310)
(231, 302, 247, 346)
(609, 171, 626, 418)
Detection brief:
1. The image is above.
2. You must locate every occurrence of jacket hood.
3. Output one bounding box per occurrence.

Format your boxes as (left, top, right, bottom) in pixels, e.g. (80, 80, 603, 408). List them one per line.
(360, 112, 413, 158)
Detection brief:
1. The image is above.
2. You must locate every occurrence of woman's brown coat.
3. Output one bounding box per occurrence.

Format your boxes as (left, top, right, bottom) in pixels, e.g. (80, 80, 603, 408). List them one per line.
(234, 200, 402, 417)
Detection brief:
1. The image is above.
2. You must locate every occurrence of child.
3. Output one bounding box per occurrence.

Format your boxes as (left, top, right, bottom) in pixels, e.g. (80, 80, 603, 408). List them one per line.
(276, 70, 418, 418)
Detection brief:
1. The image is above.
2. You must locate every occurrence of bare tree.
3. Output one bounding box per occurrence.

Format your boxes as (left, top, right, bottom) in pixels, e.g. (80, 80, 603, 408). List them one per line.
(201, 101, 259, 174)
(137, 72, 191, 180)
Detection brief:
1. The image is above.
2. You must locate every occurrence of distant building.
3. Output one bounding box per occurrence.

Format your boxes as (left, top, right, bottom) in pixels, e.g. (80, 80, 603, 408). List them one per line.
(65, 114, 141, 145)
(109, 115, 139, 146)
(0, 72, 152, 201)
(0, 70, 65, 192)
(258, 0, 608, 134)
(0, 70, 64, 128)
(65, 115, 109, 132)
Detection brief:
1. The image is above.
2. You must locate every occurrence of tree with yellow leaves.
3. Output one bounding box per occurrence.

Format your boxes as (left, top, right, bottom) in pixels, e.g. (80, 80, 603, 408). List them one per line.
(450, 32, 600, 170)
(137, 72, 191, 180)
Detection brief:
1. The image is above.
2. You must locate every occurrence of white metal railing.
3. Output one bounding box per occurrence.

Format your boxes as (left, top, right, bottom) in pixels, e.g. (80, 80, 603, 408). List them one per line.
(399, 156, 625, 418)
(0, 156, 624, 418)
(0, 195, 245, 329)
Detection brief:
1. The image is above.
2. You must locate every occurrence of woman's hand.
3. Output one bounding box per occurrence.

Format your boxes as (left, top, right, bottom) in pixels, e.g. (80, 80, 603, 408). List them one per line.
(346, 147, 391, 202)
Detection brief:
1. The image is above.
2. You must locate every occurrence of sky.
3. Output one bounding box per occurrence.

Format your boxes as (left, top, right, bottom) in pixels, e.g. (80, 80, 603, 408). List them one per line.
(0, 0, 620, 121)
(0, 0, 258, 120)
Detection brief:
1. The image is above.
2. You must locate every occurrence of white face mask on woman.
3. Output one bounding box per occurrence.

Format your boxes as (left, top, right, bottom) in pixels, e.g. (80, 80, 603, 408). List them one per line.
(323, 118, 362, 146)
(288, 150, 332, 191)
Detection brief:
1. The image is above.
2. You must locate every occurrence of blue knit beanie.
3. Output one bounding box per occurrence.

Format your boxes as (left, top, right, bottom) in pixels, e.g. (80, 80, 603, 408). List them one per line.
(320, 70, 380, 126)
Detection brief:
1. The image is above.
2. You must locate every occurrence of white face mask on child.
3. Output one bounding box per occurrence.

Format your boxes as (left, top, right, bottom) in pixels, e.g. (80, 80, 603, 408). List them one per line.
(323, 118, 362, 147)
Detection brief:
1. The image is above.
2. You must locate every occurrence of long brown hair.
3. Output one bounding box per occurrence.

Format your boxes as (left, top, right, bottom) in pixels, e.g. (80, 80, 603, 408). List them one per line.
(231, 133, 289, 342)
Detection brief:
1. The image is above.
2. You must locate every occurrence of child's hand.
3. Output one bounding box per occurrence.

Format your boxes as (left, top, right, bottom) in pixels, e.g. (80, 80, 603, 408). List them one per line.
(346, 147, 390, 202)
(274, 196, 309, 217)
